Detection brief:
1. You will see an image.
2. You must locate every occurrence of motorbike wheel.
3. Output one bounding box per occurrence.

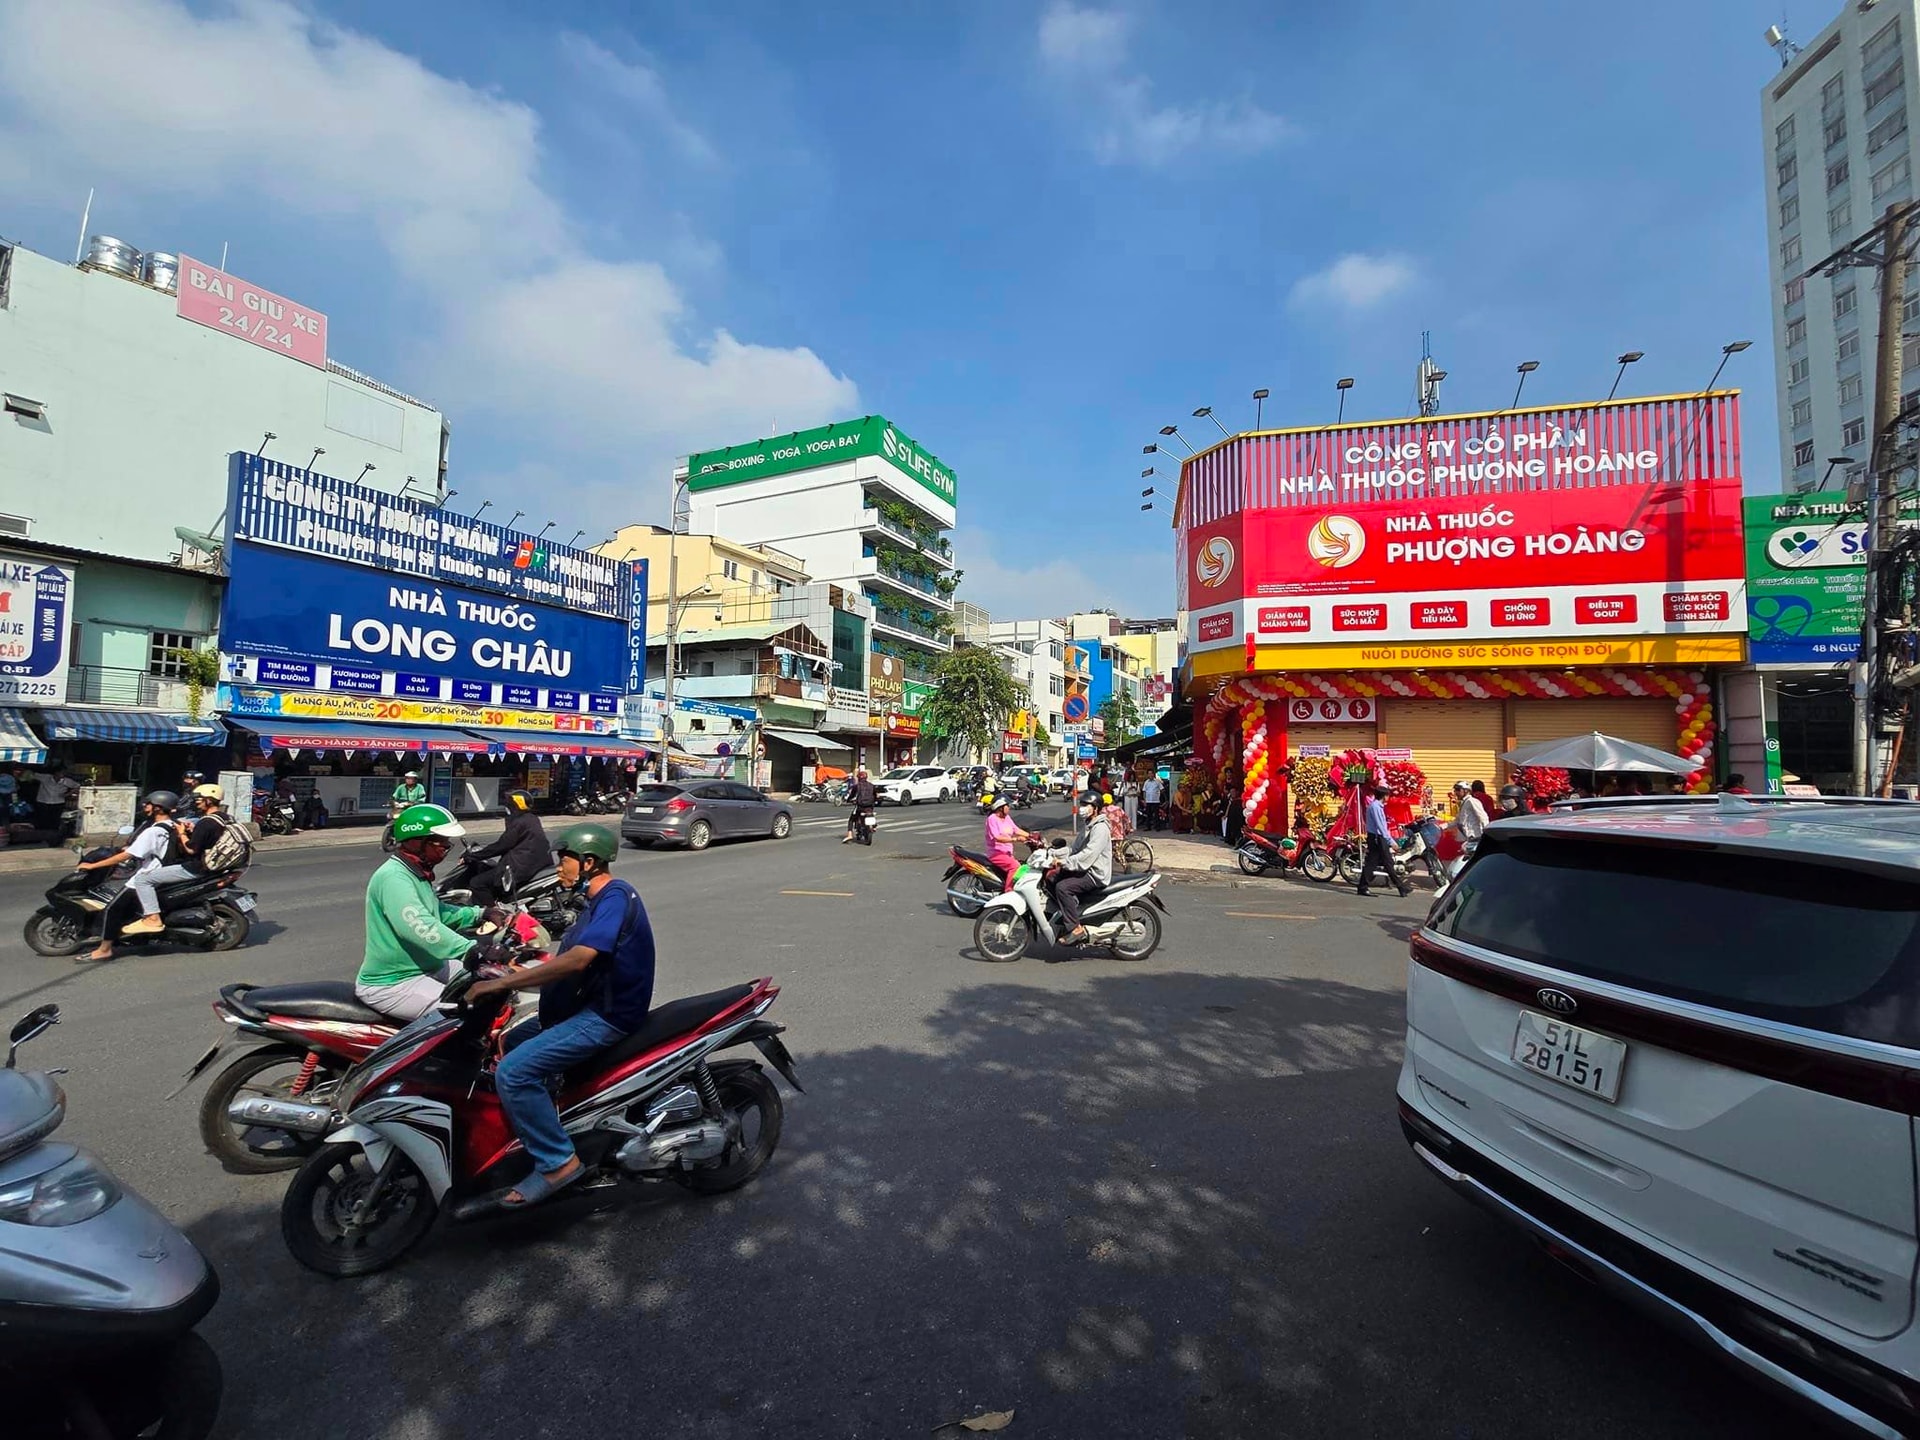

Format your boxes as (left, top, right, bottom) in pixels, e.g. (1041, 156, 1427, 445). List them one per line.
(1303, 847, 1336, 883)
(203, 902, 251, 952)
(1119, 837, 1154, 874)
(81, 1330, 223, 1440)
(972, 908, 1031, 962)
(946, 871, 998, 917)
(199, 1046, 333, 1174)
(23, 907, 91, 957)
(282, 1142, 438, 1277)
(1337, 849, 1362, 886)
(1109, 903, 1162, 962)
(1236, 844, 1271, 877)
(679, 1067, 784, 1195)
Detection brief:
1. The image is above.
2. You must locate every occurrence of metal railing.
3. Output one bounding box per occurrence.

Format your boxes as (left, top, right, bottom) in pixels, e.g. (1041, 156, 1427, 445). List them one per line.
(871, 611, 949, 644)
(64, 666, 191, 708)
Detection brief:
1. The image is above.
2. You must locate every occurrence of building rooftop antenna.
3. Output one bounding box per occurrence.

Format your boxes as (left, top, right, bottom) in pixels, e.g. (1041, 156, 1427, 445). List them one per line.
(1765, 22, 1802, 70)
(1415, 330, 1447, 417)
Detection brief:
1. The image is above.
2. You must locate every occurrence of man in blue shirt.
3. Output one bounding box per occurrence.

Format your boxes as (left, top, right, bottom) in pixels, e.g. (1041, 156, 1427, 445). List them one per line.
(466, 822, 655, 1206)
(1354, 785, 1411, 899)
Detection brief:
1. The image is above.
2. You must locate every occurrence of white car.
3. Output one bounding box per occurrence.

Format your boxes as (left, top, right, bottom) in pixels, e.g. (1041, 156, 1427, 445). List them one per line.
(873, 765, 952, 805)
(1398, 795, 1920, 1437)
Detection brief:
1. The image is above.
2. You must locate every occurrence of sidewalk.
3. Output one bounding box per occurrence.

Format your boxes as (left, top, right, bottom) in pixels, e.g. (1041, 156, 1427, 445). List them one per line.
(1140, 828, 1444, 892)
(0, 817, 510, 876)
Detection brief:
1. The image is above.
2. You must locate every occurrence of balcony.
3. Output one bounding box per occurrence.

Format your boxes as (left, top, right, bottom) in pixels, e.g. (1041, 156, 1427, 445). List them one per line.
(858, 508, 955, 567)
(870, 612, 952, 652)
(857, 555, 955, 609)
(66, 666, 194, 709)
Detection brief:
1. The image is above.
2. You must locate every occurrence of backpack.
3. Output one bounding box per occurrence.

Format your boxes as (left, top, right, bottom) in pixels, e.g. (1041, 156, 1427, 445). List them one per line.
(202, 813, 253, 874)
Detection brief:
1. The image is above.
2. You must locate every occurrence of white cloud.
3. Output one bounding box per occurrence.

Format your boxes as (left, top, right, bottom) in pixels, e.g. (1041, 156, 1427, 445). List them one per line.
(558, 31, 719, 167)
(1036, 4, 1292, 167)
(0, 0, 856, 504)
(954, 526, 1173, 622)
(1288, 252, 1417, 311)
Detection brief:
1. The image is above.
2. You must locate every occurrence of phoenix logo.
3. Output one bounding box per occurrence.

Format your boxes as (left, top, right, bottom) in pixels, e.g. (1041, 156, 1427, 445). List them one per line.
(1194, 535, 1236, 588)
(1307, 514, 1366, 569)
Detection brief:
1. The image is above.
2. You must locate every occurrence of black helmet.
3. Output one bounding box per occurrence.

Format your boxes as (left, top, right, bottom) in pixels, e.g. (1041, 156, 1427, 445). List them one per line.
(504, 788, 534, 813)
(143, 789, 179, 814)
(1498, 783, 1527, 808)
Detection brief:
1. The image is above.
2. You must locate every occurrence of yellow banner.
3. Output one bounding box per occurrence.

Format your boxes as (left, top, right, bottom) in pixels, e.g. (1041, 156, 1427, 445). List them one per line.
(1192, 635, 1745, 679)
(229, 687, 618, 734)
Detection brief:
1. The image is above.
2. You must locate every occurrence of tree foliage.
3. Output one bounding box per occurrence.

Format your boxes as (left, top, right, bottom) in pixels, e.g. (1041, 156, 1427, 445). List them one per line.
(920, 645, 1028, 759)
(1098, 690, 1142, 746)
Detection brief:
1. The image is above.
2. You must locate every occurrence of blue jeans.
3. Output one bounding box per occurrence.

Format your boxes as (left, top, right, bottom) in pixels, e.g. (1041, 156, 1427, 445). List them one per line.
(495, 1009, 627, 1173)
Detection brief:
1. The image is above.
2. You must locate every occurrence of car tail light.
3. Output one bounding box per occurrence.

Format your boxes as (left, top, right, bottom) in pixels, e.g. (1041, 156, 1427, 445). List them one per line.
(666, 797, 693, 812)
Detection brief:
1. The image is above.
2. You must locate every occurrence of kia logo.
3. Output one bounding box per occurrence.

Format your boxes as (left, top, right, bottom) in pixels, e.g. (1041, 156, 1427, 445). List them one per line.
(1536, 988, 1578, 1016)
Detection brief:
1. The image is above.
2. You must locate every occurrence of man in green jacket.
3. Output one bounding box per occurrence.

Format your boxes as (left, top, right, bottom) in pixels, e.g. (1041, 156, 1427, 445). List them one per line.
(354, 803, 486, 1022)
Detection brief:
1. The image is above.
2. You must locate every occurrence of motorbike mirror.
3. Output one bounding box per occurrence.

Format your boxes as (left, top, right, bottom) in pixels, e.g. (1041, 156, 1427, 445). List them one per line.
(6, 1004, 59, 1068)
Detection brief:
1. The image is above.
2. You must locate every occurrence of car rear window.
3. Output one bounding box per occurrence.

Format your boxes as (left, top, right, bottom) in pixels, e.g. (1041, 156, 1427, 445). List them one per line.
(633, 786, 681, 804)
(1429, 834, 1920, 1047)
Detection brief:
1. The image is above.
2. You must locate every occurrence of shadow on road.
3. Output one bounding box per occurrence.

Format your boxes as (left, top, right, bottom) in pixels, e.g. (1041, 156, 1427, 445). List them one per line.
(189, 971, 1778, 1440)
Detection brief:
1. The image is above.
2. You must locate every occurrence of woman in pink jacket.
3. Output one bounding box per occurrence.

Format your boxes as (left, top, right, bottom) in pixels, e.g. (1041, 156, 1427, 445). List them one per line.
(984, 795, 1038, 888)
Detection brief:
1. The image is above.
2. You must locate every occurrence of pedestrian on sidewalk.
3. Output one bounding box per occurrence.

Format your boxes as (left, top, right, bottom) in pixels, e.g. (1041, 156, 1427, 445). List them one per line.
(1354, 785, 1410, 898)
(1120, 771, 1140, 831)
(1141, 772, 1163, 831)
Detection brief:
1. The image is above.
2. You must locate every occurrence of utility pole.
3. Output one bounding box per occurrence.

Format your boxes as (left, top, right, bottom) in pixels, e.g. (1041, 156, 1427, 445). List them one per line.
(1856, 206, 1912, 796)
(659, 470, 689, 784)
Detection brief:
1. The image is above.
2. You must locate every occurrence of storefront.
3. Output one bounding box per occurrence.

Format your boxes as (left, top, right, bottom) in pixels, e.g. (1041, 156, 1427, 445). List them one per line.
(214, 456, 641, 818)
(1178, 395, 1747, 831)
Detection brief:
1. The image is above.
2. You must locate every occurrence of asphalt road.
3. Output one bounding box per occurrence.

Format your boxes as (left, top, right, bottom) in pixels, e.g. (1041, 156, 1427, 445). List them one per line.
(0, 797, 1782, 1439)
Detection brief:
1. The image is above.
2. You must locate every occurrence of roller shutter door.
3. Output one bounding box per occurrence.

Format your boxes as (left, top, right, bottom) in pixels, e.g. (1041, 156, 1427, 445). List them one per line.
(1279, 720, 1378, 759)
(1379, 701, 1504, 798)
(1510, 699, 1676, 757)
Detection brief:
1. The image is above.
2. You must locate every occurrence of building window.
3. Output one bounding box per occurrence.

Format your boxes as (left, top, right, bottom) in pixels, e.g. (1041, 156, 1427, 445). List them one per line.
(721, 558, 740, 580)
(1781, 235, 1803, 266)
(1795, 440, 1816, 468)
(1777, 114, 1797, 149)
(1869, 110, 1908, 155)
(1786, 275, 1806, 305)
(1783, 194, 1804, 229)
(1872, 155, 1911, 199)
(1864, 18, 1902, 71)
(1790, 356, 1811, 385)
(1787, 316, 1807, 348)
(1840, 374, 1864, 406)
(147, 631, 203, 678)
(1824, 116, 1848, 149)
(1835, 287, 1858, 319)
(1828, 158, 1850, 191)
(1830, 197, 1853, 234)
(1907, 289, 1920, 324)
(1049, 675, 1065, 697)
(1844, 417, 1868, 447)
(1792, 397, 1813, 427)
(1838, 330, 1861, 362)
(1867, 61, 1904, 110)
(1780, 155, 1799, 187)
(1824, 73, 1846, 109)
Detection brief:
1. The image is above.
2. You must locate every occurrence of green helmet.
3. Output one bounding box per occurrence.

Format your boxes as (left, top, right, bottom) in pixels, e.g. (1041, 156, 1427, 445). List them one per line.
(391, 803, 465, 842)
(555, 823, 619, 865)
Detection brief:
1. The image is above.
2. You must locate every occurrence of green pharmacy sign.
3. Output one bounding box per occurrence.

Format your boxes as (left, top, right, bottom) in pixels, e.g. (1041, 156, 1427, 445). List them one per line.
(1742, 490, 1920, 664)
(687, 415, 957, 507)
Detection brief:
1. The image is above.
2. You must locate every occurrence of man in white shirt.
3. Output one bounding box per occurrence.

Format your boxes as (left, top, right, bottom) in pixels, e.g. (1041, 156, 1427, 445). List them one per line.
(34, 769, 79, 830)
(1445, 780, 1487, 883)
(76, 790, 179, 960)
(1141, 773, 1164, 830)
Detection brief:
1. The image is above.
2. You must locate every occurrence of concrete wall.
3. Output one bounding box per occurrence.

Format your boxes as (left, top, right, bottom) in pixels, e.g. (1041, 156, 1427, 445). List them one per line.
(70, 558, 222, 671)
(0, 243, 445, 563)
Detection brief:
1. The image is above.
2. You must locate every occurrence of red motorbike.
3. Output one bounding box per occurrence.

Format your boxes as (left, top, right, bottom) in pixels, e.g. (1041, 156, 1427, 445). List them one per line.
(248, 963, 802, 1276)
(1235, 812, 1336, 882)
(179, 981, 398, 1174)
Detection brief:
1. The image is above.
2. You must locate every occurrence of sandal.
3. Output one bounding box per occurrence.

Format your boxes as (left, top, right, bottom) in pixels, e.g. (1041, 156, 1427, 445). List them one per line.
(498, 1159, 586, 1208)
(83, 946, 114, 962)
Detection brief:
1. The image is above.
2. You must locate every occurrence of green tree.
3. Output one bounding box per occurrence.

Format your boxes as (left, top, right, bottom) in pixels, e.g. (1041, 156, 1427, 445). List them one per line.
(920, 645, 1027, 761)
(1098, 691, 1142, 747)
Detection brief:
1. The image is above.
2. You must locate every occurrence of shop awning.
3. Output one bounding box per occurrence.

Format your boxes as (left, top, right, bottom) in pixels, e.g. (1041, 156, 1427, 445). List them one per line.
(1104, 723, 1193, 763)
(228, 718, 486, 755)
(462, 728, 652, 759)
(0, 709, 47, 764)
(762, 727, 851, 754)
(38, 708, 228, 748)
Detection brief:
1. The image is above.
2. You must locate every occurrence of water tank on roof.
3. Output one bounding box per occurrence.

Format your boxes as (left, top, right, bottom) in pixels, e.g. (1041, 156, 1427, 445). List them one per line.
(83, 235, 141, 279)
(142, 251, 179, 294)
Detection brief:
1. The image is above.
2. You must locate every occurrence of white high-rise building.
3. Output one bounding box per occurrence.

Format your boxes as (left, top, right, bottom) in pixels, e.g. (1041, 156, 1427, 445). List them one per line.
(1762, 2, 1920, 494)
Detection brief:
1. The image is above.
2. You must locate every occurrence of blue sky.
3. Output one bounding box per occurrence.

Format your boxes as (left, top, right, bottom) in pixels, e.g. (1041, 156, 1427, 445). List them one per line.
(0, 0, 1787, 618)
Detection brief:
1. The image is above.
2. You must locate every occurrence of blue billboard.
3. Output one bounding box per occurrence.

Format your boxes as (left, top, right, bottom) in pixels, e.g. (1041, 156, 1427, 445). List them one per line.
(221, 543, 628, 707)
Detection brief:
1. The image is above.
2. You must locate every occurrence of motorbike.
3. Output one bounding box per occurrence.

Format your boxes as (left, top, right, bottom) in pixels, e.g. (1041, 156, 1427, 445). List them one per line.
(253, 793, 299, 836)
(245, 957, 803, 1277)
(22, 853, 256, 957)
(970, 842, 1167, 962)
(1331, 826, 1433, 888)
(848, 808, 876, 845)
(1236, 815, 1336, 881)
(942, 845, 1011, 916)
(434, 842, 581, 927)
(3, 1004, 223, 1438)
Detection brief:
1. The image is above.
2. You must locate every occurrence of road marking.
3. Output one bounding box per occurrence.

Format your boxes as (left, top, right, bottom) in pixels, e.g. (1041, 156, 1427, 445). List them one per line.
(780, 889, 856, 897)
(1223, 911, 1318, 920)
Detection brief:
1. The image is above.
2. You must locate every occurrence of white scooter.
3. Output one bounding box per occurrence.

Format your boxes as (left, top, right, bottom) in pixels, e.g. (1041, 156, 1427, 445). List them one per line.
(971, 841, 1167, 961)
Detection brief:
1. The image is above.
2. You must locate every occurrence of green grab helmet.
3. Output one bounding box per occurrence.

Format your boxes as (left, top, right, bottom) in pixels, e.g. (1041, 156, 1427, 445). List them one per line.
(392, 803, 465, 842)
(555, 823, 620, 865)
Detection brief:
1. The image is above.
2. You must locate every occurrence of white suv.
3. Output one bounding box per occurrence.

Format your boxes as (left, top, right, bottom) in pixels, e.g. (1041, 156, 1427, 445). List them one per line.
(1398, 795, 1920, 1437)
(874, 765, 951, 805)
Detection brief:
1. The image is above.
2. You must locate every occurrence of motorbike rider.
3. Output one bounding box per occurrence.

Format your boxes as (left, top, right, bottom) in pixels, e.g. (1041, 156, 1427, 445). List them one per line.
(466, 823, 655, 1208)
(1046, 788, 1113, 945)
(390, 770, 427, 814)
(1497, 782, 1528, 816)
(462, 788, 553, 902)
(843, 766, 878, 843)
(76, 790, 181, 960)
(354, 803, 498, 1023)
(984, 795, 1038, 889)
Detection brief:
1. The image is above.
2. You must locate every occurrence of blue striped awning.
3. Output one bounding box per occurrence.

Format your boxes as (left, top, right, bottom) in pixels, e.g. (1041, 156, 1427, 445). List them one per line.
(37, 708, 229, 748)
(0, 708, 47, 764)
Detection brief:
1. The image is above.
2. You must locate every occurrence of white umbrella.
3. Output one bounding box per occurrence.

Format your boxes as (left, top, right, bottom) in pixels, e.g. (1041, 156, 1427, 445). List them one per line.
(1500, 730, 1697, 776)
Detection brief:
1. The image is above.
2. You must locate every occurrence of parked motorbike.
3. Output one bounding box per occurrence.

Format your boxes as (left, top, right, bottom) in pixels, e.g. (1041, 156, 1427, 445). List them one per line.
(22, 854, 256, 957)
(3, 1004, 223, 1438)
(970, 842, 1167, 962)
(1331, 827, 1431, 887)
(248, 960, 803, 1277)
(1236, 814, 1336, 881)
(253, 793, 299, 836)
(942, 845, 1011, 916)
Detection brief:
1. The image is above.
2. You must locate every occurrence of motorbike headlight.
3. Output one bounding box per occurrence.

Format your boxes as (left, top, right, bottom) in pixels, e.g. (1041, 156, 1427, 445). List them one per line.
(0, 1151, 121, 1227)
